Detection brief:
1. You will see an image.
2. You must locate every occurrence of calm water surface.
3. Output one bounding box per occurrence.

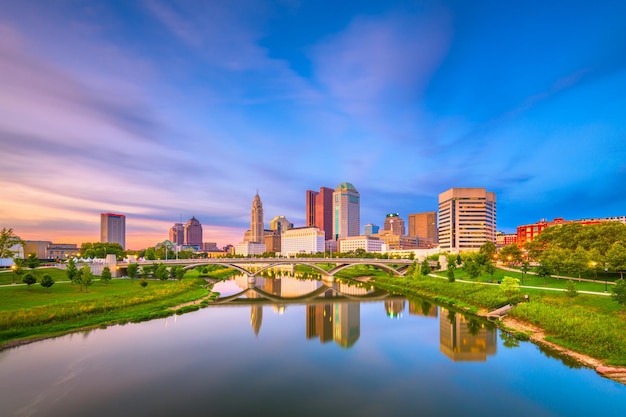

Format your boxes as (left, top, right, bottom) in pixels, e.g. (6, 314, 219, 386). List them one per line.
(1, 275, 624, 417)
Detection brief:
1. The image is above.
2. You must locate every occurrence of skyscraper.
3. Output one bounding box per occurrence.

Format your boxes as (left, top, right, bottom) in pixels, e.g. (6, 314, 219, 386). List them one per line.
(184, 216, 203, 246)
(169, 223, 184, 245)
(363, 223, 380, 236)
(100, 213, 126, 249)
(438, 188, 496, 252)
(251, 192, 264, 243)
(408, 212, 437, 241)
(332, 182, 360, 239)
(383, 213, 406, 236)
(306, 186, 333, 240)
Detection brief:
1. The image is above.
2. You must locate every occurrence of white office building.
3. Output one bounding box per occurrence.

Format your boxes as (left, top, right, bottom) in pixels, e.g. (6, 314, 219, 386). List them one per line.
(281, 227, 325, 256)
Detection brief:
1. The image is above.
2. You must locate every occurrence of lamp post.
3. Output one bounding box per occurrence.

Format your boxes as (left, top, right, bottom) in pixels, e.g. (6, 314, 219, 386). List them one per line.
(590, 261, 597, 281)
(605, 267, 608, 293)
(11, 264, 16, 284)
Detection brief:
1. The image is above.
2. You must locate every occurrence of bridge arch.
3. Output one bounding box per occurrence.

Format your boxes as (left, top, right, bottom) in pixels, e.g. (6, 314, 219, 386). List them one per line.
(182, 262, 254, 277)
(327, 262, 405, 276)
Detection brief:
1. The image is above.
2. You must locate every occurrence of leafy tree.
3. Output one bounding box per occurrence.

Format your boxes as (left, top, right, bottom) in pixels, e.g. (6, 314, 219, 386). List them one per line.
(127, 263, 139, 282)
(499, 244, 523, 264)
(80, 242, 125, 259)
(466, 318, 482, 336)
(524, 239, 545, 262)
(536, 263, 551, 284)
(26, 253, 40, 269)
(464, 259, 482, 281)
(66, 258, 78, 284)
(611, 279, 626, 306)
(139, 279, 148, 288)
(101, 266, 112, 286)
(607, 241, 626, 279)
(565, 280, 578, 298)
(175, 266, 186, 281)
(500, 276, 520, 298)
(563, 247, 589, 279)
(456, 254, 462, 266)
(0, 227, 25, 258)
(484, 261, 496, 280)
(144, 247, 157, 261)
(420, 260, 431, 277)
(80, 264, 93, 292)
(154, 263, 169, 282)
(520, 260, 530, 284)
(40, 274, 55, 291)
(446, 263, 455, 282)
(22, 273, 37, 290)
(479, 241, 497, 260)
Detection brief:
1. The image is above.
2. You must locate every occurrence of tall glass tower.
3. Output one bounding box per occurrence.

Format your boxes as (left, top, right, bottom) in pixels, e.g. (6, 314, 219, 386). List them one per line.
(332, 182, 360, 239)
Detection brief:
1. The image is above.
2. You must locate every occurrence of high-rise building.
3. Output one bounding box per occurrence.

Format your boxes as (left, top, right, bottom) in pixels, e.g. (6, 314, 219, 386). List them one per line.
(306, 186, 333, 240)
(408, 212, 437, 241)
(332, 182, 360, 240)
(363, 223, 379, 236)
(169, 223, 184, 245)
(383, 213, 406, 236)
(100, 213, 126, 249)
(184, 216, 203, 246)
(251, 192, 264, 243)
(269, 215, 293, 233)
(438, 188, 496, 252)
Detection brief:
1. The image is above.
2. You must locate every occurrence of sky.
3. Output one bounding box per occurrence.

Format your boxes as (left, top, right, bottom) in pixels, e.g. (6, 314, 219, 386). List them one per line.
(1, 0, 625, 250)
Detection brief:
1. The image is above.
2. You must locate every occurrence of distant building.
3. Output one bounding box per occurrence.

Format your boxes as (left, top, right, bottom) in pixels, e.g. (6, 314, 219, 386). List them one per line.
(235, 242, 266, 256)
(169, 223, 184, 246)
(408, 212, 437, 242)
(281, 226, 325, 256)
(202, 242, 218, 251)
(383, 213, 406, 236)
(250, 192, 264, 244)
(269, 215, 293, 233)
(496, 232, 518, 247)
(46, 243, 78, 259)
(332, 182, 360, 239)
(100, 213, 126, 249)
(306, 186, 334, 241)
(363, 223, 379, 236)
(23, 240, 52, 259)
(373, 230, 417, 250)
(264, 232, 282, 253)
(184, 216, 203, 246)
(438, 188, 496, 252)
(338, 235, 383, 253)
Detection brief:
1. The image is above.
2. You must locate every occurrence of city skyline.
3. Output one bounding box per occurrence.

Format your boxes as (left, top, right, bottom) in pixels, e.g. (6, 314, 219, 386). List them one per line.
(2, 1, 625, 249)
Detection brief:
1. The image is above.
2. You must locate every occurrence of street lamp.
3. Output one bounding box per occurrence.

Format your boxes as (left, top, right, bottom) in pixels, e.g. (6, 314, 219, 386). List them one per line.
(590, 261, 597, 280)
(605, 267, 608, 292)
(10, 264, 16, 284)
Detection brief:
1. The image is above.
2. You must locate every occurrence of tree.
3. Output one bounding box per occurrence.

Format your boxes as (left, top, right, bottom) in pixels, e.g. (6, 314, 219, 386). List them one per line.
(484, 261, 496, 280)
(456, 254, 462, 266)
(499, 244, 523, 264)
(154, 263, 169, 283)
(536, 263, 551, 284)
(175, 266, 186, 281)
(420, 260, 431, 277)
(565, 280, 578, 298)
(139, 279, 149, 288)
(127, 263, 139, 282)
(607, 241, 626, 279)
(479, 241, 497, 260)
(447, 263, 455, 282)
(22, 273, 37, 290)
(80, 242, 125, 259)
(500, 276, 520, 298)
(0, 227, 24, 258)
(101, 266, 112, 286)
(144, 247, 157, 260)
(520, 260, 530, 284)
(464, 259, 482, 281)
(66, 258, 78, 284)
(40, 274, 55, 292)
(26, 253, 40, 269)
(80, 264, 93, 292)
(563, 247, 589, 280)
(611, 279, 626, 306)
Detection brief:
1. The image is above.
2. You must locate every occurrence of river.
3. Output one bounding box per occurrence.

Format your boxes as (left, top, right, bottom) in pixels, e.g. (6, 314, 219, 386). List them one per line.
(0, 274, 624, 417)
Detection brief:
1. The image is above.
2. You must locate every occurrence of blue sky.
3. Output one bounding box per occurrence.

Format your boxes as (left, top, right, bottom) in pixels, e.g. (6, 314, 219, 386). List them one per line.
(1, 0, 625, 249)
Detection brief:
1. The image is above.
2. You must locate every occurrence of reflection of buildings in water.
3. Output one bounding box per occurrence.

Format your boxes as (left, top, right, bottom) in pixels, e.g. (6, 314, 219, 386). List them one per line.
(306, 302, 360, 348)
(408, 300, 438, 317)
(439, 307, 496, 361)
(385, 300, 406, 319)
(336, 281, 370, 296)
(248, 290, 263, 336)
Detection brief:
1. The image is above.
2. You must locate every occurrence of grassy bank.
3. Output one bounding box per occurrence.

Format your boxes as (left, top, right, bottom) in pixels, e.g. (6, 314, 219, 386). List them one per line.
(372, 274, 626, 366)
(0, 276, 210, 349)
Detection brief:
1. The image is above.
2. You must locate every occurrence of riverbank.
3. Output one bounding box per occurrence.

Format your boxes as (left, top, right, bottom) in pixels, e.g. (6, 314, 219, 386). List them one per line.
(369, 274, 626, 386)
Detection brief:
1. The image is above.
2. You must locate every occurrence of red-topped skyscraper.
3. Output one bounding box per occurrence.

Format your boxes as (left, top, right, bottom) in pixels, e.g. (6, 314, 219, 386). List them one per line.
(306, 186, 333, 241)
